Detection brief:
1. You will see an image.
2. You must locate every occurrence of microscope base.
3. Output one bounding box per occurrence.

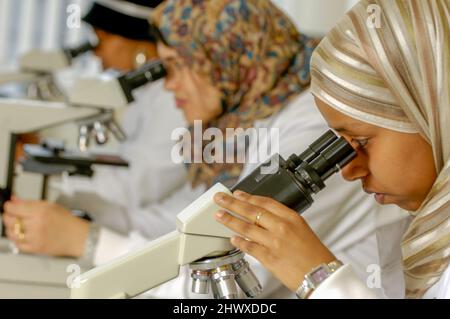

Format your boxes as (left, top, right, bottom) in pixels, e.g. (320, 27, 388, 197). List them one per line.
(0, 238, 81, 298)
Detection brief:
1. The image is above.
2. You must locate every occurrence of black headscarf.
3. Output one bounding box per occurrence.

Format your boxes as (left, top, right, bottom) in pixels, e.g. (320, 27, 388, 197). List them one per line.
(83, 0, 163, 42)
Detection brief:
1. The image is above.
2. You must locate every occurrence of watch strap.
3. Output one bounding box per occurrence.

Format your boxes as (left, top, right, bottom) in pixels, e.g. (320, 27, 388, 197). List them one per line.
(296, 260, 344, 299)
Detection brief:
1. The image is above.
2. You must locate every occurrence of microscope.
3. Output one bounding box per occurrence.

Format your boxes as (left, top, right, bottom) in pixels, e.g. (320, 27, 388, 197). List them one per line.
(0, 60, 167, 298)
(67, 59, 167, 151)
(0, 39, 98, 101)
(0, 59, 167, 219)
(71, 130, 356, 299)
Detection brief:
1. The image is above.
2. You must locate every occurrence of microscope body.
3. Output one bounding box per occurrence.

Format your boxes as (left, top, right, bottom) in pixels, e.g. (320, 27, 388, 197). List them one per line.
(0, 60, 168, 202)
(68, 60, 167, 109)
(0, 41, 98, 101)
(232, 130, 355, 212)
(19, 49, 72, 74)
(0, 50, 169, 297)
(0, 98, 103, 297)
(0, 59, 167, 296)
(71, 183, 235, 299)
(0, 49, 71, 89)
(0, 98, 101, 199)
(71, 131, 356, 299)
(232, 154, 314, 212)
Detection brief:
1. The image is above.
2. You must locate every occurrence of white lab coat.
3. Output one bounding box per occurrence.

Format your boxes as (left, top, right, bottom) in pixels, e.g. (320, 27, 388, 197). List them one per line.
(54, 80, 187, 236)
(310, 214, 450, 299)
(79, 89, 405, 299)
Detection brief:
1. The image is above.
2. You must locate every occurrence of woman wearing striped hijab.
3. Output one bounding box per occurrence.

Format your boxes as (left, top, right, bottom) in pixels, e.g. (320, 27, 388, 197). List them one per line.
(215, 0, 449, 298)
(140, 0, 393, 299)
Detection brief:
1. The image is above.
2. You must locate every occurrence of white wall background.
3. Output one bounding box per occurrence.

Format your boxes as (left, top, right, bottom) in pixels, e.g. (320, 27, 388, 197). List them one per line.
(272, 0, 359, 37)
(0, 0, 360, 69)
(0, 0, 93, 70)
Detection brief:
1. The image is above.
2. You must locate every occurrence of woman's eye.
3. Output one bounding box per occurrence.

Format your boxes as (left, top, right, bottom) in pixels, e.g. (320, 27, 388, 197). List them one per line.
(164, 64, 176, 78)
(174, 60, 184, 69)
(163, 60, 185, 78)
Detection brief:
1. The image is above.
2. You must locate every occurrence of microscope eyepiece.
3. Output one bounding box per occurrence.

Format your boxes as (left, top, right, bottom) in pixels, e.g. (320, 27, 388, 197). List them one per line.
(308, 137, 356, 180)
(231, 130, 356, 214)
(118, 60, 167, 103)
(123, 60, 167, 90)
(64, 37, 99, 60)
(286, 130, 338, 170)
(299, 130, 339, 162)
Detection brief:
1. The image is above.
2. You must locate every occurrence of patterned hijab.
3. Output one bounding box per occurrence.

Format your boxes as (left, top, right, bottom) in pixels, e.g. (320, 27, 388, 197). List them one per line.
(311, 0, 450, 298)
(152, 0, 318, 188)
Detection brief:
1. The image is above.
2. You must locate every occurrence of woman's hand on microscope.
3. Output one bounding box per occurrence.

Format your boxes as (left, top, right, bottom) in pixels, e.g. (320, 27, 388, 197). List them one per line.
(2, 198, 89, 257)
(213, 190, 336, 292)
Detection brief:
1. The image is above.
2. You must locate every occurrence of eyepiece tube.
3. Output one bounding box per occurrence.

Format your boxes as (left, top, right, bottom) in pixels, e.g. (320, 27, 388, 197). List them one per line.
(299, 130, 338, 162)
(64, 40, 98, 60)
(309, 137, 356, 180)
(231, 130, 356, 214)
(118, 60, 167, 103)
(123, 60, 167, 91)
(286, 130, 338, 169)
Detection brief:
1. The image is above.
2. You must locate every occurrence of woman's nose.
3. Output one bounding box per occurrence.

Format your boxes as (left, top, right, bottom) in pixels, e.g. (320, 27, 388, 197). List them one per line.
(340, 156, 368, 182)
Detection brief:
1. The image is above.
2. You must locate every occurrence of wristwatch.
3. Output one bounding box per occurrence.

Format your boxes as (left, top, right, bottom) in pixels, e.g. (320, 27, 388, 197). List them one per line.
(78, 222, 101, 268)
(296, 260, 344, 299)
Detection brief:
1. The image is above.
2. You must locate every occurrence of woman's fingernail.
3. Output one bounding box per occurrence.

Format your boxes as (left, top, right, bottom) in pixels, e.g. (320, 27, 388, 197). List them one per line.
(11, 196, 20, 203)
(215, 211, 225, 220)
(233, 190, 246, 198)
(215, 193, 228, 203)
(230, 237, 239, 246)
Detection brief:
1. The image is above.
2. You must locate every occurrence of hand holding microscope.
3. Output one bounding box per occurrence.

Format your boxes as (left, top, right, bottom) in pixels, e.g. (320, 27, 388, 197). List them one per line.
(71, 130, 356, 299)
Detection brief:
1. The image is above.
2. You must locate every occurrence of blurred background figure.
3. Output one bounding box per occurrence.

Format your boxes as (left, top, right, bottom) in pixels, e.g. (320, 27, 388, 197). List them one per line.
(1, 0, 186, 265)
(0, 0, 94, 97)
(0, 0, 358, 70)
(52, 0, 187, 241)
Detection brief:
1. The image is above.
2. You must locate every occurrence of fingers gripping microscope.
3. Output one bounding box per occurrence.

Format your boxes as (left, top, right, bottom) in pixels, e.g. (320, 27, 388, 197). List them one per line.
(71, 130, 356, 299)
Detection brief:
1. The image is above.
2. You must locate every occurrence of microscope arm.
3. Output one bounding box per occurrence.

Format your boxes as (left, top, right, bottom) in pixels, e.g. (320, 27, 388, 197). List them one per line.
(19, 49, 70, 73)
(70, 132, 356, 299)
(68, 74, 130, 109)
(19, 40, 97, 73)
(0, 71, 38, 86)
(71, 230, 181, 299)
(71, 184, 234, 299)
(68, 60, 166, 109)
(0, 99, 102, 192)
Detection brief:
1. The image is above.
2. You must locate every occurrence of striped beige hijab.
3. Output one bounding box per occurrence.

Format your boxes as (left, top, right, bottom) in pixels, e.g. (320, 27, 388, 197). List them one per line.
(311, 0, 450, 298)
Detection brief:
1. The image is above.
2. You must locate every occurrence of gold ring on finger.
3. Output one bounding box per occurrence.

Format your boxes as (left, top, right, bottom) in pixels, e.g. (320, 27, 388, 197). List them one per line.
(13, 219, 25, 241)
(254, 211, 265, 228)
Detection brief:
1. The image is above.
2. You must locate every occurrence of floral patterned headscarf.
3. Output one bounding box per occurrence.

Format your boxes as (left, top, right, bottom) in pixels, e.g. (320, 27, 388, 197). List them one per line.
(152, 0, 318, 187)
